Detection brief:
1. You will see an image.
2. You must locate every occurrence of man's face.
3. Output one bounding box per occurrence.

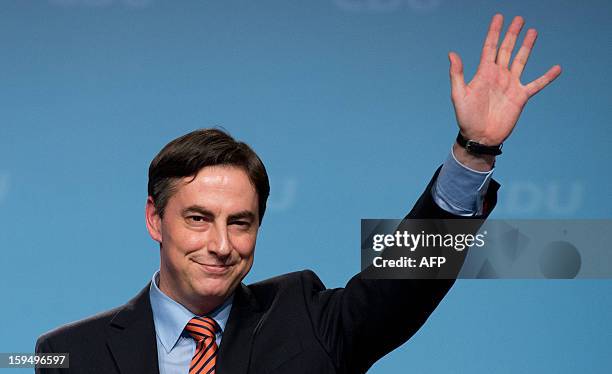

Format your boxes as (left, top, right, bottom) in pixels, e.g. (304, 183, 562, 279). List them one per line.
(146, 165, 259, 314)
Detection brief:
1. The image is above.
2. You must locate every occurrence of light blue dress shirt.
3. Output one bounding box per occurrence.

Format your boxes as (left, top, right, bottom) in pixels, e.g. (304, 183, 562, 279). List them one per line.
(149, 147, 494, 373)
(432, 146, 494, 216)
(149, 271, 233, 374)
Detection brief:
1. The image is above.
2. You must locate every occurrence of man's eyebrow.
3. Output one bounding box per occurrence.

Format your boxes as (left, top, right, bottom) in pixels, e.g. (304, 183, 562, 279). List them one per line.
(182, 206, 214, 217)
(228, 211, 256, 221)
(181, 206, 256, 221)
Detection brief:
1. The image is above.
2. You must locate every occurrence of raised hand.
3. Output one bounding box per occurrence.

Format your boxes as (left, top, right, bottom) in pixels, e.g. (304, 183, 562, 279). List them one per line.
(449, 14, 562, 147)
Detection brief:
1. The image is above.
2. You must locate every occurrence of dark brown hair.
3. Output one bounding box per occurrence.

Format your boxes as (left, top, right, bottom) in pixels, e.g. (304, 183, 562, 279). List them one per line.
(147, 128, 270, 223)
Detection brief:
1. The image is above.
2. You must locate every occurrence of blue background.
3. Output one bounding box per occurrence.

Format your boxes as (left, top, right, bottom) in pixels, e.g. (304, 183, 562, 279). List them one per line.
(1, 0, 611, 373)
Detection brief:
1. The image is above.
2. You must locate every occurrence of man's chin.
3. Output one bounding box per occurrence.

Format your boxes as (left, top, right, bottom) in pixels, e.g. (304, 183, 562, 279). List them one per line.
(192, 278, 234, 301)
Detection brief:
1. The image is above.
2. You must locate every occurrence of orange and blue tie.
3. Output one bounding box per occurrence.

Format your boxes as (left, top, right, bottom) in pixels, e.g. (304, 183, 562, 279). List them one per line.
(184, 316, 219, 374)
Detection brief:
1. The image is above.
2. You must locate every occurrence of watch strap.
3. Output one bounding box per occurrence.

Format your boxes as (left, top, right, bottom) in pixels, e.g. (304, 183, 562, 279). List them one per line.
(456, 132, 503, 156)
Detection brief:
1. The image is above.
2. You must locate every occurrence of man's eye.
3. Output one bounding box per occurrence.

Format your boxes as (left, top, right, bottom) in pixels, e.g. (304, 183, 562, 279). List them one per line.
(188, 216, 206, 222)
(231, 221, 250, 227)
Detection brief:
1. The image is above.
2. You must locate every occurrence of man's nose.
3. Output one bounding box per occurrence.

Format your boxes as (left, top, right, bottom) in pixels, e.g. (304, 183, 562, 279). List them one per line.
(208, 223, 232, 257)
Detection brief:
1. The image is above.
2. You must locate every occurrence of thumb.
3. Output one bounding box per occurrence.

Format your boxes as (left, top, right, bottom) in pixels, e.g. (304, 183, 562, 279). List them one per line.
(448, 51, 466, 99)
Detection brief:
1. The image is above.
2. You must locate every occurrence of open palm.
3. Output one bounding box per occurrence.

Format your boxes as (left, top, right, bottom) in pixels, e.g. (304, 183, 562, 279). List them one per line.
(449, 14, 562, 146)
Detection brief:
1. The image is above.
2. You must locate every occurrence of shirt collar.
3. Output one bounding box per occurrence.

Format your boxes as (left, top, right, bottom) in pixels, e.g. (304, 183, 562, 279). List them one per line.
(148, 270, 233, 353)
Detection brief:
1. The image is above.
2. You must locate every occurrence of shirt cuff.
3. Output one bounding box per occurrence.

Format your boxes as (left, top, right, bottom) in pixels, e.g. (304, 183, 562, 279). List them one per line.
(431, 145, 494, 216)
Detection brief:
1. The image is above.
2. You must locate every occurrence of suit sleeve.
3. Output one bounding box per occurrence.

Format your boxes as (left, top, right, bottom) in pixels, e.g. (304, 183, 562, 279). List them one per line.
(302, 166, 500, 373)
(35, 335, 64, 374)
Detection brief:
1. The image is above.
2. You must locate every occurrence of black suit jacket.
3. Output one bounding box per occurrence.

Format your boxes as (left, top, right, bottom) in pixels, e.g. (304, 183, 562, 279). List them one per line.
(36, 168, 499, 374)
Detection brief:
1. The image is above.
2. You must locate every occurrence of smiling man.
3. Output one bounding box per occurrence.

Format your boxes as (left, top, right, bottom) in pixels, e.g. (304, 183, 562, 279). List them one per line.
(151, 165, 258, 315)
(36, 13, 561, 374)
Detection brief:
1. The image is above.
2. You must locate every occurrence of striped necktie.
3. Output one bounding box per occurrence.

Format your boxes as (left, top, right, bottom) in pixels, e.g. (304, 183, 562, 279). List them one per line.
(184, 316, 219, 374)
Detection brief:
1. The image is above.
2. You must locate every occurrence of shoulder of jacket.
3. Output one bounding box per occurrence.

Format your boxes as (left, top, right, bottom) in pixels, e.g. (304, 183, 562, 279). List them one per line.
(36, 304, 123, 349)
(248, 269, 324, 289)
(244, 270, 328, 305)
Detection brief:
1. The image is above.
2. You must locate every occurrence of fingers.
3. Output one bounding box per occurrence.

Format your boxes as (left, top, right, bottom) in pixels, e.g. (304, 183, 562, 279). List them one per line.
(480, 13, 504, 64)
(510, 28, 538, 77)
(448, 51, 466, 99)
(496, 16, 525, 68)
(525, 65, 562, 97)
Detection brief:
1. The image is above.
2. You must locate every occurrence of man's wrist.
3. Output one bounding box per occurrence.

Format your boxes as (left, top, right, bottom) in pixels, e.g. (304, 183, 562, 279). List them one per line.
(432, 147, 494, 215)
(452, 142, 495, 172)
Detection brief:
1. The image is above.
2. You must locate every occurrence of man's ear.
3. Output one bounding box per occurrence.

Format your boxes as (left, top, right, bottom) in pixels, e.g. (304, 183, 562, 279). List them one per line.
(145, 196, 162, 243)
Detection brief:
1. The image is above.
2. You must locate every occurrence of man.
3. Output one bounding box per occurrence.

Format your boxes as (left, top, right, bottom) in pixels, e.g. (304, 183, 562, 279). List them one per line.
(36, 14, 560, 374)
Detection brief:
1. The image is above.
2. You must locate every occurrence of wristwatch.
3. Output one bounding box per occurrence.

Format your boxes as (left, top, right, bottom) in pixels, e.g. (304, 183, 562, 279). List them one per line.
(456, 132, 503, 156)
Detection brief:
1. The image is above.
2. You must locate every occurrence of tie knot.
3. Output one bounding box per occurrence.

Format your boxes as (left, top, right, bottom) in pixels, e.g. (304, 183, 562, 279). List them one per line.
(185, 316, 219, 342)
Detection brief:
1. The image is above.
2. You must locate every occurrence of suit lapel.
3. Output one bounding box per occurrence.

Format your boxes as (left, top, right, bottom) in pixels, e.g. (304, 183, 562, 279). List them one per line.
(216, 283, 264, 374)
(106, 283, 161, 374)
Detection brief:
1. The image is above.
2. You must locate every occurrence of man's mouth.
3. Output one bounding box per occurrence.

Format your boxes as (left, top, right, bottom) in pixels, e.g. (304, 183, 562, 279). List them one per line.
(192, 259, 233, 274)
